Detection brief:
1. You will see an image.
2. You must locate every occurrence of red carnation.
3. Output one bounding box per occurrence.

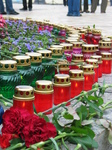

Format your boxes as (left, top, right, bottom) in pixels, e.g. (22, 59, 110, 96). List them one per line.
(22, 115, 57, 147)
(2, 107, 32, 136)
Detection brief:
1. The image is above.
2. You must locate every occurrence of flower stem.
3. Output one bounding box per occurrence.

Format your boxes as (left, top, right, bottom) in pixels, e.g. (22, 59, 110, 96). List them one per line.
(6, 143, 23, 150)
(74, 144, 81, 150)
(30, 133, 85, 150)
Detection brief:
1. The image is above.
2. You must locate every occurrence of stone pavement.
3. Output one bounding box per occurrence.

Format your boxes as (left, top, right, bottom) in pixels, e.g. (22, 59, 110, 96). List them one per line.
(3, 3, 112, 36)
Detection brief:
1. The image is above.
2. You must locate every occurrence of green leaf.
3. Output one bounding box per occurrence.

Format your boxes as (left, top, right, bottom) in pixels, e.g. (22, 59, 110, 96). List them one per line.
(76, 105, 88, 120)
(68, 107, 80, 120)
(108, 129, 112, 144)
(10, 138, 23, 146)
(81, 120, 94, 126)
(93, 24, 95, 28)
(83, 96, 102, 113)
(50, 138, 59, 150)
(63, 111, 74, 120)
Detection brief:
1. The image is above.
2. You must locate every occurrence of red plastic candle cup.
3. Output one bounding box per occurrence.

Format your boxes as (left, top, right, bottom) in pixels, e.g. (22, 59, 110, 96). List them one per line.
(54, 74, 71, 105)
(69, 69, 84, 98)
(99, 40, 111, 53)
(34, 80, 53, 114)
(82, 65, 95, 91)
(85, 29, 92, 44)
(13, 85, 34, 114)
(71, 54, 84, 69)
(86, 59, 98, 83)
(58, 62, 70, 74)
(92, 29, 101, 45)
(82, 44, 97, 61)
(91, 55, 102, 78)
(60, 43, 73, 55)
(101, 52, 112, 74)
(71, 41, 82, 54)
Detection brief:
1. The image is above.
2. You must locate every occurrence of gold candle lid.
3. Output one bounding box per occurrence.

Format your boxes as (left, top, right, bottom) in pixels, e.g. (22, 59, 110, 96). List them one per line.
(13, 85, 34, 101)
(92, 29, 101, 35)
(72, 54, 84, 62)
(54, 74, 71, 86)
(82, 64, 94, 74)
(60, 43, 73, 51)
(72, 41, 82, 48)
(82, 44, 96, 52)
(0, 60, 17, 72)
(91, 55, 102, 64)
(101, 52, 112, 60)
(48, 47, 63, 56)
(86, 59, 98, 68)
(69, 69, 84, 80)
(66, 38, 79, 43)
(86, 28, 92, 33)
(26, 52, 42, 63)
(50, 45, 64, 49)
(37, 50, 52, 58)
(99, 40, 111, 49)
(13, 55, 31, 66)
(57, 61, 69, 71)
(35, 80, 53, 94)
(68, 34, 79, 38)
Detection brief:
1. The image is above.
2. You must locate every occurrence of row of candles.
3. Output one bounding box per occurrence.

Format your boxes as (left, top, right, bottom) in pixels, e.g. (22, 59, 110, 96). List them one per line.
(12, 52, 112, 115)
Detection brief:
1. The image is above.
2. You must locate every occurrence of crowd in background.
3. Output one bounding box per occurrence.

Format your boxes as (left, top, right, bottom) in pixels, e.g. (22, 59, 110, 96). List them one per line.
(65, 0, 112, 16)
(0, 0, 112, 16)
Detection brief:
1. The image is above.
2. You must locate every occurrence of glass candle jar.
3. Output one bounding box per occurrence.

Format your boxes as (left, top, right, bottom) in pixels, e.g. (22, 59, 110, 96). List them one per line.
(71, 54, 84, 69)
(99, 39, 111, 54)
(69, 69, 84, 98)
(26, 52, 45, 87)
(13, 85, 34, 114)
(82, 64, 95, 91)
(0, 60, 21, 99)
(79, 29, 86, 40)
(48, 47, 64, 59)
(38, 50, 55, 80)
(86, 59, 98, 83)
(13, 55, 35, 85)
(92, 29, 101, 45)
(34, 80, 53, 114)
(71, 41, 82, 54)
(85, 29, 92, 44)
(101, 52, 112, 74)
(58, 26, 66, 43)
(56, 61, 70, 74)
(60, 43, 73, 55)
(54, 74, 71, 105)
(82, 44, 96, 61)
(91, 55, 102, 78)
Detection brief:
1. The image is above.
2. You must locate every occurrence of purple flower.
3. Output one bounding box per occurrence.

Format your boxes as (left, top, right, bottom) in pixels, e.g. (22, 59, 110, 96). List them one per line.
(49, 39, 52, 43)
(12, 40, 18, 46)
(9, 46, 13, 51)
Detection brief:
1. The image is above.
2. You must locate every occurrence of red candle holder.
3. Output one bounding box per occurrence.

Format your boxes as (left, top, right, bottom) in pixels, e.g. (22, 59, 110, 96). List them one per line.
(56, 61, 70, 74)
(82, 44, 97, 61)
(79, 29, 86, 40)
(54, 74, 71, 105)
(13, 85, 34, 114)
(82, 65, 95, 91)
(71, 54, 84, 69)
(71, 41, 82, 54)
(99, 39, 111, 54)
(101, 52, 112, 74)
(91, 55, 102, 78)
(69, 69, 84, 98)
(60, 43, 73, 55)
(85, 29, 92, 44)
(86, 59, 98, 83)
(34, 80, 53, 114)
(91, 29, 101, 45)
